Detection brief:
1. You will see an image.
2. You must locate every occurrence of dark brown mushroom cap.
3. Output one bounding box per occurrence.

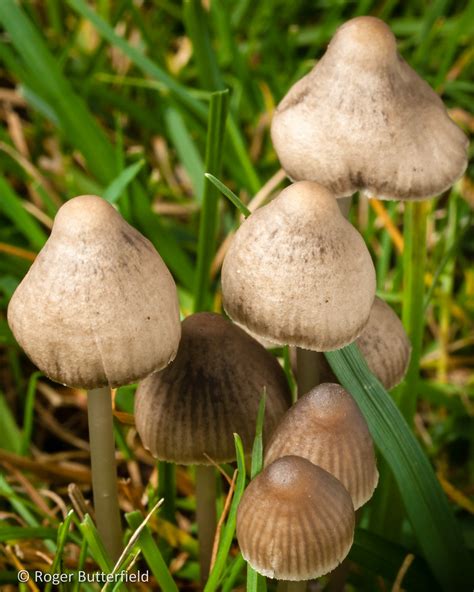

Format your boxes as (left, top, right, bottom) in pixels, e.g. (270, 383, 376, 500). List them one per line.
(7, 195, 181, 389)
(264, 383, 378, 509)
(134, 312, 291, 464)
(271, 16, 468, 200)
(221, 181, 376, 351)
(237, 456, 355, 580)
(293, 297, 411, 390)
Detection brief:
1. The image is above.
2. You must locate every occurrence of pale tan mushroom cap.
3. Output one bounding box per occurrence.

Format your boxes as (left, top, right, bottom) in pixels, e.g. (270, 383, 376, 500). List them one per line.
(271, 16, 469, 200)
(237, 456, 355, 580)
(292, 297, 411, 389)
(221, 182, 376, 351)
(134, 312, 291, 464)
(8, 195, 181, 389)
(264, 383, 378, 509)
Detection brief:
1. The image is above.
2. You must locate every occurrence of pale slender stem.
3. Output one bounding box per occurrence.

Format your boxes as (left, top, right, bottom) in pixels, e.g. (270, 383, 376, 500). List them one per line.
(296, 348, 323, 398)
(87, 387, 123, 562)
(287, 582, 307, 592)
(337, 196, 353, 218)
(195, 464, 217, 583)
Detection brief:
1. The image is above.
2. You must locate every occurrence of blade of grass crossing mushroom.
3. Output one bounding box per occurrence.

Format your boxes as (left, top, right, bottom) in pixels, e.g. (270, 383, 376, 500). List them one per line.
(194, 90, 229, 312)
(247, 392, 267, 592)
(204, 434, 246, 592)
(204, 174, 251, 218)
(325, 343, 473, 591)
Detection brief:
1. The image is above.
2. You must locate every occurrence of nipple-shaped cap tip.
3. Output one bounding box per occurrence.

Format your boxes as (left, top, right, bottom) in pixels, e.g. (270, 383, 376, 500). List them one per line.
(7, 195, 181, 389)
(264, 383, 379, 510)
(236, 456, 355, 580)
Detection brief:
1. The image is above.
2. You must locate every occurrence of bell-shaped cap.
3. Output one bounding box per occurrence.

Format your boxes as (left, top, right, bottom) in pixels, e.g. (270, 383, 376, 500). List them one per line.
(221, 181, 376, 351)
(237, 456, 355, 580)
(271, 16, 468, 200)
(295, 297, 411, 390)
(134, 312, 291, 464)
(264, 383, 378, 509)
(8, 195, 181, 389)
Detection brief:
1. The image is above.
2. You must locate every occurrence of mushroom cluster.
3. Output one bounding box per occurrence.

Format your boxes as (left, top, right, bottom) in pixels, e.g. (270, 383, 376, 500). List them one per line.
(228, 14, 468, 589)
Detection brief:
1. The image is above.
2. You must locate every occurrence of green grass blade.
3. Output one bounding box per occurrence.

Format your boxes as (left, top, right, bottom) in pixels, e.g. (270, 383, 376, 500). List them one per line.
(193, 90, 229, 312)
(20, 371, 42, 456)
(204, 174, 251, 218)
(0, 176, 47, 250)
(164, 107, 205, 198)
(183, 0, 224, 90)
(125, 511, 179, 592)
(0, 0, 117, 184)
(103, 160, 145, 205)
(204, 434, 246, 592)
(222, 553, 245, 592)
(44, 509, 75, 592)
(79, 514, 114, 571)
(0, 391, 22, 454)
(325, 343, 472, 591)
(0, 526, 58, 542)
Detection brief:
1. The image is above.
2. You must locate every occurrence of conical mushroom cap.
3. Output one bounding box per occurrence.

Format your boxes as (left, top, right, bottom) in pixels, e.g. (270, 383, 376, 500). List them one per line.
(7, 195, 181, 389)
(265, 384, 378, 509)
(134, 312, 291, 464)
(221, 182, 376, 351)
(292, 297, 411, 389)
(271, 16, 468, 200)
(237, 456, 355, 581)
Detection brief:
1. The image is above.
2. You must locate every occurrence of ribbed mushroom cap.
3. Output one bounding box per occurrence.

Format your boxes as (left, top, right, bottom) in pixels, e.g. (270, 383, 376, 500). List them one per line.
(264, 384, 378, 509)
(7, 195, 181, 389)
(134, 312, 291, 464)
(271, 16, 468, 200)
(221, 181, 376, 351)
(237, 456, 355, 580)
(293, 297, 411, 390)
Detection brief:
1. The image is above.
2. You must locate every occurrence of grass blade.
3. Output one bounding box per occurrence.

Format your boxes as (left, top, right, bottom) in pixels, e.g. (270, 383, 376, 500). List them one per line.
(204, 174, 251, 218)
(193, 90, 229, 312)
(20, 371, 42, 456)
(325, 343, 472, 591)
(0, 176, 47, 251)
(125, 510, 179, 592)
(204, 434, 246, 592)
(103, 160, 145, 205)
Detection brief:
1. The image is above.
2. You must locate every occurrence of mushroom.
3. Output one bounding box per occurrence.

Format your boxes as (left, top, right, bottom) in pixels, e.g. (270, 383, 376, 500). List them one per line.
(221, 181, 376, 353)
(292, 297, 411, 390)
(237, 456, 355, 584)
(134, 312, 291, 579)
(264, 383, 378, 510)
(8, 195, 181, 560)
(271, 16, 468, 200)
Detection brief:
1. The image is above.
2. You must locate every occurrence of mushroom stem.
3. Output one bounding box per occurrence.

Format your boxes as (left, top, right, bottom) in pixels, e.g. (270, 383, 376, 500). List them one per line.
(337, 196, 353, 218)
(296, 348, 322, 397)
(87, 387, 123, 562)
(195, 464, 217, 582)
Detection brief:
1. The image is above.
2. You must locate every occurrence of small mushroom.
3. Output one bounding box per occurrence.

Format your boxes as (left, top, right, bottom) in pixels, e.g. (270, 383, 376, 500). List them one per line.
(221, 181, 376, 351)
(271, 16, 468, 200)
(293, 297, 411, 390)
(8, 195, 181, 389)
(135, 312, 291, 579)
(264, 383, 378, 510)
(237, 456, 355, 581)
(8, 195, 181, 561)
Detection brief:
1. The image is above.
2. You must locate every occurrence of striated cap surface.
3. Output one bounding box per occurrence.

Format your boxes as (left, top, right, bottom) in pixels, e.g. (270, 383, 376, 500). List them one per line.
(134, 312, 291, 464)
(8, 195, 181, 389)
(237, 456, 355, 580)
(295, 297, 411, 389)
(221, 182, 376, 351)
(271, 16, 468, 200)
(264, 383, 378, 509)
